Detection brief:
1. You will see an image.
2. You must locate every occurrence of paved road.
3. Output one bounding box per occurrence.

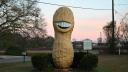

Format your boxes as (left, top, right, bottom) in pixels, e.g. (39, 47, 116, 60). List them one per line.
(0, 55, 31, 63)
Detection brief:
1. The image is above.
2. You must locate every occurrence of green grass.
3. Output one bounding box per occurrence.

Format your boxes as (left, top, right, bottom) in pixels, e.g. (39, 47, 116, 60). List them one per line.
(0, 62, 32, 72)
(96, 55, 128, 72)
(0, 55, 128, 72)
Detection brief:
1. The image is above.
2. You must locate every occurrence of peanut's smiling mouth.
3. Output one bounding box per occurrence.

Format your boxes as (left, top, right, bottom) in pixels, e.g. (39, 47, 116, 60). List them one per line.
(56, 21, 71, 29)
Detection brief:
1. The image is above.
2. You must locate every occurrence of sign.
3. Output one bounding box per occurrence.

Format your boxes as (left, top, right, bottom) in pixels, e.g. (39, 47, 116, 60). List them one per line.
(83, 39, 92, 50)
(22, 52, 26, 56)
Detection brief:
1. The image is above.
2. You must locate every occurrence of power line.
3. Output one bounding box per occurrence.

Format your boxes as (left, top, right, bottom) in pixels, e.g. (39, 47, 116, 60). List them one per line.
(116, 4, 128, 5)
(36, 1, 112, 11)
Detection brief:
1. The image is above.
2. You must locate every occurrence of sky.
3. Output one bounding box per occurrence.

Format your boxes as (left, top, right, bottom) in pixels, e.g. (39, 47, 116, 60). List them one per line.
(37, 0, 128, 42)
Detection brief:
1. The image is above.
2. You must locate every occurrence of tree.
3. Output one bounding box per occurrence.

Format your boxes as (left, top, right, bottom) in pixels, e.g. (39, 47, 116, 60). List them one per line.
(44, 36, 54, 48)
(0, 0, 46, 48)
(117, 13, 128, 49)
(103, 21, 117, 54)
(103, 22, 113, 43)
(118, 13, 128, 42)
(0, 0, 46, 38)
(28, 36, 54, 49)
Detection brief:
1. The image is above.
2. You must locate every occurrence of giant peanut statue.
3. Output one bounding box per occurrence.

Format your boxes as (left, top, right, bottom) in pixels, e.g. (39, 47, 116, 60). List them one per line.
(52, 7, 74, 69)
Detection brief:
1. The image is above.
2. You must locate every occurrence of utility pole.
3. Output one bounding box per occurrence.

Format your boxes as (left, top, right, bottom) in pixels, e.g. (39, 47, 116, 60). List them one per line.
(112, 0, 115, 53)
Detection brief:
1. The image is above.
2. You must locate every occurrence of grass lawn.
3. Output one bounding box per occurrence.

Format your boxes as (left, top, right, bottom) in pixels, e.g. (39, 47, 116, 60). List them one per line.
(96, 55, 128, 72)
(0, 55, 128, 72)
(0, 62, 32, 72)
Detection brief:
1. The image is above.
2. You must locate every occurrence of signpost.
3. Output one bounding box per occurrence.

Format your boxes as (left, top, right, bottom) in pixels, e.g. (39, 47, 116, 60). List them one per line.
(117, 43, 121, 55)
(83, 39, 92, 53)
(22, 52, 26, 63)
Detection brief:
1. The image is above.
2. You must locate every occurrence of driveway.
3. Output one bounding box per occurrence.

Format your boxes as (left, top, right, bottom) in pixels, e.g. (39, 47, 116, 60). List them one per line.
(0, 55, 31, 63)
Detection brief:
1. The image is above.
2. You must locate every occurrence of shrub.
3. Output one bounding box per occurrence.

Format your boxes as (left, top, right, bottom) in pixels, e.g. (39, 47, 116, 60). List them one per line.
(71, 52, 85, 68)
(31, 54, 54, 71)
(5, 46, 24, 55)
(79, 53, 98, 71)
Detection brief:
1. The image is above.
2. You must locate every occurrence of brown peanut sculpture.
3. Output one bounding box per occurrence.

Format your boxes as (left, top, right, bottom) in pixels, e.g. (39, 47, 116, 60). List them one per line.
(52, 7, 74, 69)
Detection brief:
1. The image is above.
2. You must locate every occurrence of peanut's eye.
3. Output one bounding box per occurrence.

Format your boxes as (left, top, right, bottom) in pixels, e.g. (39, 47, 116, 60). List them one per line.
(56, 21, 71, 29)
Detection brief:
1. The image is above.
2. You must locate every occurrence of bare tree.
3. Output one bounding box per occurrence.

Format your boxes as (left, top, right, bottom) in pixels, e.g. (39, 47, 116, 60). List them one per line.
(0, 0, 47, 49)
(0, 0, 46, 38)
(103, 21, 117, 54)
(118, 13, 128, 43)
(103, 21, 116, 43)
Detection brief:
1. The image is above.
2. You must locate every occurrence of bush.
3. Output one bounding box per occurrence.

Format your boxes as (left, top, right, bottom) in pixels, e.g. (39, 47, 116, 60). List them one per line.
(31, 54, 54, 71)
(79, 53, 98, 71)
(72, 52, 98, 71)
(31, 52, 98, 71)
(71, 52, 85, 68)
(5, 46, 24, 55)
(27, 52, 47, 56)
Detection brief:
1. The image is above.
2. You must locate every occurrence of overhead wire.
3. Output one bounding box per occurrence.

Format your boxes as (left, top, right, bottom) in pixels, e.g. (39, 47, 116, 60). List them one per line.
(36, 1, 128, 20)
(36, 1, 128, 11)
(36, 1, 112, 11)
(116, 4, 128, 6)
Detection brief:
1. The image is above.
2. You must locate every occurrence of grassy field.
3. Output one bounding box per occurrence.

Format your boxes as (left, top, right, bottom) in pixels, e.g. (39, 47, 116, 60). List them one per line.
(0, 55, 128, 72)
(0, 62, 32, 72)
(97, 55, 128, 72)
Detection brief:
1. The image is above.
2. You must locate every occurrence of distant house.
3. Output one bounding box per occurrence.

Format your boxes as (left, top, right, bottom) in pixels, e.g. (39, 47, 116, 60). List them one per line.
(72, 41, 110, 54)
(72, 41, 83, 52)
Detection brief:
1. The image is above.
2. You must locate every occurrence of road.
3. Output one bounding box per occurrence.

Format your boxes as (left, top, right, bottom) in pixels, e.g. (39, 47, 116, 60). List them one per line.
(0, 55, 31, 63)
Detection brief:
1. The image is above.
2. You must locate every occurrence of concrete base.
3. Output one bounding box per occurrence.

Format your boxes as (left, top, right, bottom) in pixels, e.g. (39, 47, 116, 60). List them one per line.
(54, 68, 72, 72)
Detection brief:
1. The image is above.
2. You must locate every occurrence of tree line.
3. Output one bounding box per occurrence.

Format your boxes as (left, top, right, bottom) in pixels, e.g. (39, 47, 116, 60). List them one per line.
(0, 0, 54, 50)
(103, 13, 128, 54)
